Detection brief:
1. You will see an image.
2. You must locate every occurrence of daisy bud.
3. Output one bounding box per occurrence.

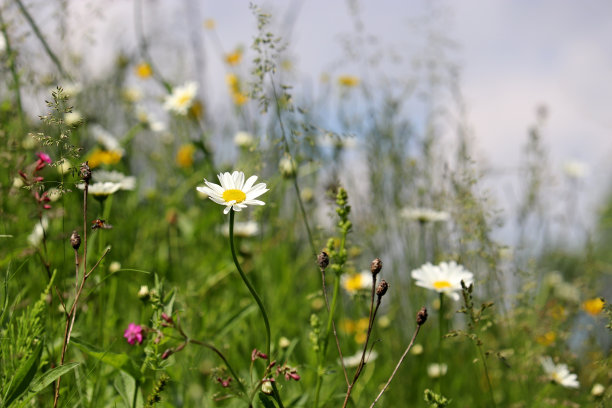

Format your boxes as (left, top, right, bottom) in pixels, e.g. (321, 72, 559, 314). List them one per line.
(261, 380, 273, 394)
(370, 258, 382, 277)
(80, 162, 92, 183)
(416, 307, 428, 326)
(70, 230, 81, 250)
(376, 280, 389, 298)
(317, 251, 329, 269)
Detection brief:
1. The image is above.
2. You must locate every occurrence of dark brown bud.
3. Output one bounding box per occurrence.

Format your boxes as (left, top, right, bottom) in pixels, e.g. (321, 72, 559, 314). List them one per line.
(376, 279, 389, 298)
(79, 162, 92, 183)
(70, 230, 81, 250)
(371, 258, 383, 276)
(317, 251, 329, 269)
(416, 307, 428, 326)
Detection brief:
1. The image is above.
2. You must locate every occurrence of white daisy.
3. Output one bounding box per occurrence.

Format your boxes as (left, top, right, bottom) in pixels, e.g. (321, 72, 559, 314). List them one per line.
(28, 216, 49, 247)
(401, 207, 450, 223)
(540, 357, 579, 389)
(78, 181, 122, 197)
(197, 171, 268, 215)
(163, 81, 198, 115)
(427, 363, 448, 378)
(410, 261, 473, 301)
(92, 170, 136, 191)
(234, 131, 255, 148)
(563, 160, 588, 180)
(91, 124, 124, 154)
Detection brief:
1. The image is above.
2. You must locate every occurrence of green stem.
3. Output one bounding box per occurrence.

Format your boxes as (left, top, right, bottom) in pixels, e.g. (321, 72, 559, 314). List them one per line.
(438, 292, 444, 393)
(476, 343, 496, 408)
(229, 209, 282, 406)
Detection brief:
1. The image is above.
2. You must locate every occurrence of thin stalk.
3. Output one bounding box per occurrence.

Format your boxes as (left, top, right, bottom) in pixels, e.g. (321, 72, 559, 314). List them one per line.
(229, 210, 283, 407)
(476, 343, 497, 408)
(369, 324, 423, 407)
(438, 292, 444, 393)
(189, 339, 247, 396)
(14, 0, 67, 77)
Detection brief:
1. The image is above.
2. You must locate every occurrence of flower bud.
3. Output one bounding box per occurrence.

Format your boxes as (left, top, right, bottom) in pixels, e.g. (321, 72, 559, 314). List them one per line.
(79, 162, 92, 183)
(70, 230, 81, 250)
(376, 279, 389, 298)
(416, 306, 428, 326)
(317, 251, 329, 269)
(370, 258, 382, 277)
(261, 380, 273, 394)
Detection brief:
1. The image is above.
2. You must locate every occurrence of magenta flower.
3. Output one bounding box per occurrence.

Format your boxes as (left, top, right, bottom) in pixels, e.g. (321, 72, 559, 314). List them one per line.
(123, 323, 143, 345)
(37, 152, 52, 164)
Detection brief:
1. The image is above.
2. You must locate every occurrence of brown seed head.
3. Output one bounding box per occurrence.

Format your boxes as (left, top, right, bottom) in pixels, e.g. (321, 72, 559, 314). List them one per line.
(376, 279, 389, 298)
(79, 162, 92, 183)
(317, 251, 329, 269)
(371, 258, 383, 276)
(416, 307, 428, 326)
(70, 230, 81, 250)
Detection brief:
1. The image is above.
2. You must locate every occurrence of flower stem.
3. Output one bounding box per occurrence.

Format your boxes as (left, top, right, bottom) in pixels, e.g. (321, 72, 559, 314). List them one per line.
(438, 292, 444, 393)
(229, 209, 282, 406)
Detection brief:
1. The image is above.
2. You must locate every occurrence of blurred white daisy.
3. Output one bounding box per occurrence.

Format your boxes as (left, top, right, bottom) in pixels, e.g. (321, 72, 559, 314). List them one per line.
(341, 271, 373, 294)
(28, 216, 49, 247)
(64, 111, 83, 126)
(563, 160, 588, 180)
(78, 181, 121, 197)
(427, 363, 448, 378)
(163, 81, 198, 115)
(342, 350, 378, 368)
(410, 261, 473, 301)
(401, 207, 450, 223)
(197, 171, 268, 215)
(135, 105, 166, 132)
(234, 131, 255, 148)
(92, 170, 136, 191)
(591, 383, 605, 397)
(91, 124, 124, 154)
(540, 357, 579, 389)
(221, 220, 259, 237)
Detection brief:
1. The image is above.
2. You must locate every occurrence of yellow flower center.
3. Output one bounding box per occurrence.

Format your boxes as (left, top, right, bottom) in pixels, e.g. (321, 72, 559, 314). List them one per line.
(177, 93, 192, 107)
(551, 372, 561, 384)
(222, 189, 246, 203)
(433, 280, 452, 290)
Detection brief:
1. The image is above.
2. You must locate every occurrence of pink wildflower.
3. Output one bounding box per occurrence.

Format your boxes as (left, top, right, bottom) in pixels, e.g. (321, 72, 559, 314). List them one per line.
(37, 152, 52, 164)
(124, 323, 143, 345)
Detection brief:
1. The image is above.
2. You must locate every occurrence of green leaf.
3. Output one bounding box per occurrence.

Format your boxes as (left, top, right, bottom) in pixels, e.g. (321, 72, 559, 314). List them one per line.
(71, 338, 141, 381)
(2, 342, 43, 407)
(258, 392, 277, 408)
(114, 371, 142, 408)
(10, 363, 79, 408)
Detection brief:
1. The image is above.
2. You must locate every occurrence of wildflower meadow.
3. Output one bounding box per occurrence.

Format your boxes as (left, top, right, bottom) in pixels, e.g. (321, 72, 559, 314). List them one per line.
(1, 1, 611, 407)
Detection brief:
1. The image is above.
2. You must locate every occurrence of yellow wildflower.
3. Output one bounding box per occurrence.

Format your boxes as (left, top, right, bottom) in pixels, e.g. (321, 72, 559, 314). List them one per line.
(232, 92, 248, 106)
(226, 73, 239, 91)
(176, 144, 196, 168)
(88, 149, 122, 168)
(354, 332, 367, 344)
(338, 75, 360, 88)
(135, 62, 153, 79)
(225, 49, 243, 66)
(582, 298, 605, 316)
(203, 19, 216, 30)
(536, 331, 556, 346)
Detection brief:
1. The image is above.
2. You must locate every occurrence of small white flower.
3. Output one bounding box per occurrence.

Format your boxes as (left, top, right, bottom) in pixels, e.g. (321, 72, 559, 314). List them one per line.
(109, 261, 122, 273)
(91, 124, 124, 154)
(92, 170, 136, 191)
(0, 35, 6, 55)
(234, 131, 255, 148)
(122, 87, 143, 103)
(540, 357, 579, 389)
(563, 160, 588, 179)
(401, 207, 450, 223)
(591, 383, 605, 397)
(342, 350, 378, 368)
(279, 155, 297, 178)
(427, 363, 448, 378)
(28, 216, 49, 247)
(221, 220, 259, 237)
(62, 82, 83, 98)
(197, 171, 268, 215)
(56, 159, 72, 175)
(135, 105, 166, 132)
(64, 111, 83, 126)
(47, 188, 62, 202)
(163, 81, 198, 115)
(410, 261, 474, 301)
(12, 177, 24, 188)
(341, 271, 373, 294)
(137, 285, 150, 299)
(278, 337, 291, 349)
(410, 344, 424, 355)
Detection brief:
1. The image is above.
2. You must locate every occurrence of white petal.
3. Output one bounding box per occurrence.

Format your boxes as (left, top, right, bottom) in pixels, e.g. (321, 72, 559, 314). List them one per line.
(243, 175, 258, 191)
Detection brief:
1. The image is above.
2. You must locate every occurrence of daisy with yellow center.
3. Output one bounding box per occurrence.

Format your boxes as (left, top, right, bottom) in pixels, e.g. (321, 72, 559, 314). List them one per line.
(163, 82, 198, 116)
(410, 261, 474, 300)
(338, 75, 360, 88)
(341, 271, 372, 294)
(176, 144, 196, 168)
(540, 356, 579, 388)
(225, 49, 243, 66)
(197, 171, 268, 214)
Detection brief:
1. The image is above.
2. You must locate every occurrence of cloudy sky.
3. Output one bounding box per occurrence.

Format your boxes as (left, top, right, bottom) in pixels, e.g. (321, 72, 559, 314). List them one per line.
(29, 0, 612, 240)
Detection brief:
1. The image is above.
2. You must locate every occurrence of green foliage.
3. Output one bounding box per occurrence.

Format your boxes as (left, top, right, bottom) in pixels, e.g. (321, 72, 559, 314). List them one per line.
(424, 389, 451, 407)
